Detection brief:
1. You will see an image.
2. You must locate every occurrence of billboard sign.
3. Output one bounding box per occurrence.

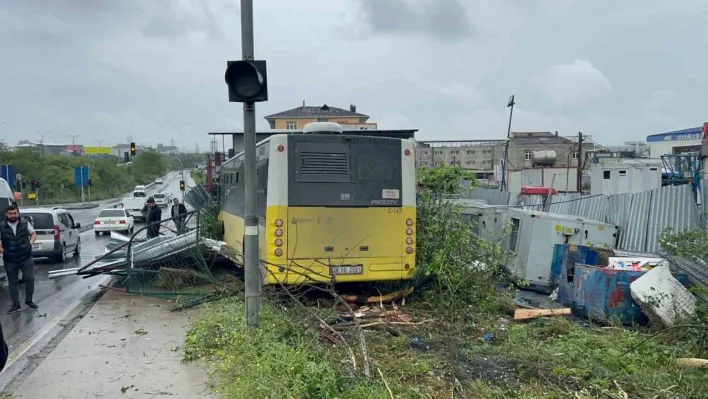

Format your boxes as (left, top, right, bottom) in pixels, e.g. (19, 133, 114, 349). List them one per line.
(85, 146, 112, 155)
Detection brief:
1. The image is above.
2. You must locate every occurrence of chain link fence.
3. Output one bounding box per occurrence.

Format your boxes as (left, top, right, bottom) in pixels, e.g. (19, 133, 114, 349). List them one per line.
(120, 209, 232, 307)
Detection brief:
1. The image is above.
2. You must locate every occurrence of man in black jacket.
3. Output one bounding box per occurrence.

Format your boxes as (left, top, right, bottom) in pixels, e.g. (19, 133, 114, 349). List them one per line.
(170, 198, 188, 234)
(0, 204, 38, 314)
(0, 320, 8, 372)
(145, 197, 162, 239)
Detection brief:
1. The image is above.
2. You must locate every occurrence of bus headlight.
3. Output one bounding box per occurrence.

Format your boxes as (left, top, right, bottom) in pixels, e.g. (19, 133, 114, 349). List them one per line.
(406, 246, 414, 254)
(275, 238, 283, 247)
(406, 227, 414, 236)
(406, 218, 413, 226)
(406, 237, 413, 245)
(275, 229, 283, 237)
(275, 219, 284, 227)
(274, 248, 283, 257)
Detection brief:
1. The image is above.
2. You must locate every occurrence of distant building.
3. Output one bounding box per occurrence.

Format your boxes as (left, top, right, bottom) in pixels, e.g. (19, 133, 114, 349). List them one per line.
(416, 132, 595, 179)
(112, 144, 132, 158)
(590, 159, 662, 196)
(156, 143, 179, 155)
(647, 126, 705, 158)
(264, 103, 378, 131)
(15, 140, 81, 156)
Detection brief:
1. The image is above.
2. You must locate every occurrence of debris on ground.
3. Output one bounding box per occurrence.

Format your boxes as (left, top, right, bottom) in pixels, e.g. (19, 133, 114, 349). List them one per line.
(324, 304, 430, 338)
(513, 307, 571, 321)
(630, 262, 697, 327)
(675, 358, 708, 368)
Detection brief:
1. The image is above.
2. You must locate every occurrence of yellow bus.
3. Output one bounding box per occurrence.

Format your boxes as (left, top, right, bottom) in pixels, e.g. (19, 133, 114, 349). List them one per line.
(218, 122, 416, 285)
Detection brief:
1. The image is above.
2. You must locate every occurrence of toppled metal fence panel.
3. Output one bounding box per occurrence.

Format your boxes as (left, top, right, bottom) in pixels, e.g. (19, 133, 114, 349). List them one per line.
(644, 184, 700, 253)
(184, 183, 214, 210)
(463, 188, 512, 206)
(618, 190, 651, 252)
(663, 253, 708, 292)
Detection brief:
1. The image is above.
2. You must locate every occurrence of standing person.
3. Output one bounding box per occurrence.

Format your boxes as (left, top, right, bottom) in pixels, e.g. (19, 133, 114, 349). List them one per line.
(0, 204, 38, 314)
(170, 198, 188, 234)
(145, 197, 162, 239)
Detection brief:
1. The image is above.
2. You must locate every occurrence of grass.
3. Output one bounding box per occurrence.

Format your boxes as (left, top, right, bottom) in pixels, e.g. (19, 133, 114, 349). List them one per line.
(184, 292, 707, 399)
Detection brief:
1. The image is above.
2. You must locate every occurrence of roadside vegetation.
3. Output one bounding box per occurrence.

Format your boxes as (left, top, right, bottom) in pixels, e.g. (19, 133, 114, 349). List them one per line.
(191, 168, 206, 185)
(0, 147, 169, 204)
(184, 165, 707, 398)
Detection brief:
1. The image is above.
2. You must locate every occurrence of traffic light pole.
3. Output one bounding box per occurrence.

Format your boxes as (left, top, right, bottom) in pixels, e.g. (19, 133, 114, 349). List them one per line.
(241, 0, 261, 328)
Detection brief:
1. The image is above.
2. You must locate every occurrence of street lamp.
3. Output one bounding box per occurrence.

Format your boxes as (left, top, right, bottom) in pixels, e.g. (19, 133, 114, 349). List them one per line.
(160, 154, 186, 196)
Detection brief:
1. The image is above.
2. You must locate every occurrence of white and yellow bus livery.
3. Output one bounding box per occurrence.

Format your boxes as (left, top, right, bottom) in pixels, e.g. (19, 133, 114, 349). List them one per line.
(218, 122, 416, 284)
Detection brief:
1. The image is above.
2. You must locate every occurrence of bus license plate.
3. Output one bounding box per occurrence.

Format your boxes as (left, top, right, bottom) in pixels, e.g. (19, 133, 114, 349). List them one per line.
(331, 265, 363, 275)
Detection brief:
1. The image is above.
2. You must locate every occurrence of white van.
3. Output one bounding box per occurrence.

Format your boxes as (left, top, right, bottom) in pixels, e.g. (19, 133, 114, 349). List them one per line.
(133, 185, 147, 198)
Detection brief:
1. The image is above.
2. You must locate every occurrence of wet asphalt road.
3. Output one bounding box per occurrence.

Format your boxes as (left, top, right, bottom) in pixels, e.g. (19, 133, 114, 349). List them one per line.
(0, 172, 184, 357)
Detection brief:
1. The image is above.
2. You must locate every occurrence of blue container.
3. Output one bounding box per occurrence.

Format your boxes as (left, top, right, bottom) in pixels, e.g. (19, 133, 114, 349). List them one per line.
(552, 244, 610, 306)
(572, 264, 691, 326)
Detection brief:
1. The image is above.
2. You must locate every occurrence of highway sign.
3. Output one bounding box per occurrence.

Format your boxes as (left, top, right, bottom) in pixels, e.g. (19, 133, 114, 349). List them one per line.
(1, 165, 15, 188)
(85, 146, 112, 155)
(74, 166, 90, 186)
(28, 192, 36, 199)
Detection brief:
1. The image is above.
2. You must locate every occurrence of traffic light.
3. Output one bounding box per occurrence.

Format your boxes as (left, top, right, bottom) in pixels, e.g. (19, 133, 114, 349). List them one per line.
(35, 180, 41, 189)
(179, 180, 185, 191)
(87, 179, 92, 186)
(30, 180, 39, 191)
(124, 151, 129, 163)
(130, 142, 136, 156)
(225, 60, 268, 103)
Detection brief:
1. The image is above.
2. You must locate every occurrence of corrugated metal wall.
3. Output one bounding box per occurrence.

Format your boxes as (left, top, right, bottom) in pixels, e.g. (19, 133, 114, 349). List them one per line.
(465, 183, 703, 253)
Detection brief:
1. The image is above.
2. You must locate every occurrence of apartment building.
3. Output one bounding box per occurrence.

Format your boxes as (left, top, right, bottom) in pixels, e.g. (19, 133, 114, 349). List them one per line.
(416, 132, 595, 172)
(264, 102, 378, 131)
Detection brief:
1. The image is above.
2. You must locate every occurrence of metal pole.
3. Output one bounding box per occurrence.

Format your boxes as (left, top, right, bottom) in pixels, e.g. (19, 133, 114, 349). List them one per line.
(576, 132, 583, 192)
(241, 0, 261, 328)
(501, 103, 514, 191)
(80, 167, 85, 204)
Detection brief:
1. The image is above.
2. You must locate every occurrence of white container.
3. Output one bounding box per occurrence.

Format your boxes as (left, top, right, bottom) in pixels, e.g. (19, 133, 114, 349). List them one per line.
(504, 207, 619, 292)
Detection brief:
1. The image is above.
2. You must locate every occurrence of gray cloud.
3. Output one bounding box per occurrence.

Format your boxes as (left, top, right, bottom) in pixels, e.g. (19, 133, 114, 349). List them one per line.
(357, 0, 472, 41)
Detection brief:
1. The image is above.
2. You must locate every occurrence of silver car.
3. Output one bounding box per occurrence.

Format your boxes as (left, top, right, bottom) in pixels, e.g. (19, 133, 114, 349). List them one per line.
(20, 207, 81, 262)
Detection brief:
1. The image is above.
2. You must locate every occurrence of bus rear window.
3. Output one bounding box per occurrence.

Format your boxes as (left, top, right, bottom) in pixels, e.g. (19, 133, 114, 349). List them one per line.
(288, 135, 403, 207)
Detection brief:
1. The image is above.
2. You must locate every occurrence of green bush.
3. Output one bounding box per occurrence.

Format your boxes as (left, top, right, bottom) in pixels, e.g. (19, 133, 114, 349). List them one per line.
(198, 204, 222, 241)
(415, 165, 510, 308)
(0, 147, 168, 204)
(184, 299, 389, 398)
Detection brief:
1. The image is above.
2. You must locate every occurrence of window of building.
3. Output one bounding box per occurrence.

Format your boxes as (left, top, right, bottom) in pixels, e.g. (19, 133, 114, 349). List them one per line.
(572, 151, 579, 159)
(434, 161, 441, 166)
(435, 150, 443, 155)
(484, 160, 491, 164)
(286, 121, 297, 130)
(466, 150, 475, 155)
(524, 150, 532, 161)
(450, 150, 459, 155)
(509, 218, 520, 252)
(603, 170, 610, 180)
(466, 160, 473, 165)
(618, 170, 627, 176)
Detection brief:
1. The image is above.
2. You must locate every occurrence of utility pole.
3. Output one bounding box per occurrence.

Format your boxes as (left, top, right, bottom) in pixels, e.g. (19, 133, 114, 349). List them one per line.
(501, 95, 515, 191)
(576, 132, 583, 192)
(241, 0, 261, 328)
(68, 134, 79, 155)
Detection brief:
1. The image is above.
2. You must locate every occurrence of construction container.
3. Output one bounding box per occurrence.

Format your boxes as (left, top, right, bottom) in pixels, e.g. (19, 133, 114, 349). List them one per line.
(504, 208, 619, 292)
(458, 201, 508, 242)
(572, 264, 690, 325)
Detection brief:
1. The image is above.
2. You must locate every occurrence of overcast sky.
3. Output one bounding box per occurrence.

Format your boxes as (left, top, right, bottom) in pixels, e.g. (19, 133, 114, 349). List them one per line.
(1, 0, 706, 151)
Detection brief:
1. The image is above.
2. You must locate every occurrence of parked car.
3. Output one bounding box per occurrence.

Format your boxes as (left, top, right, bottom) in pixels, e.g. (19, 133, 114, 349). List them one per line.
(133, 185, 147, 197)
(20, 207, 81, 262)
(121, 197, 147, 222)
(155, 177, 163, 184)
(153, 193, 168, 208)
(94, 208, 134, 236)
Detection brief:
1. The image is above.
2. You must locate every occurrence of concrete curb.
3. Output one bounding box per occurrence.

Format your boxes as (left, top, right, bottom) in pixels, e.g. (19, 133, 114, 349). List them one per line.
(64, 204, 100, 211)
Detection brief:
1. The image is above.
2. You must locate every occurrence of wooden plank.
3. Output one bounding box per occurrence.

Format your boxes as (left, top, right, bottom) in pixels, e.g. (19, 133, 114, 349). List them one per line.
(514, 307, 571, 320)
